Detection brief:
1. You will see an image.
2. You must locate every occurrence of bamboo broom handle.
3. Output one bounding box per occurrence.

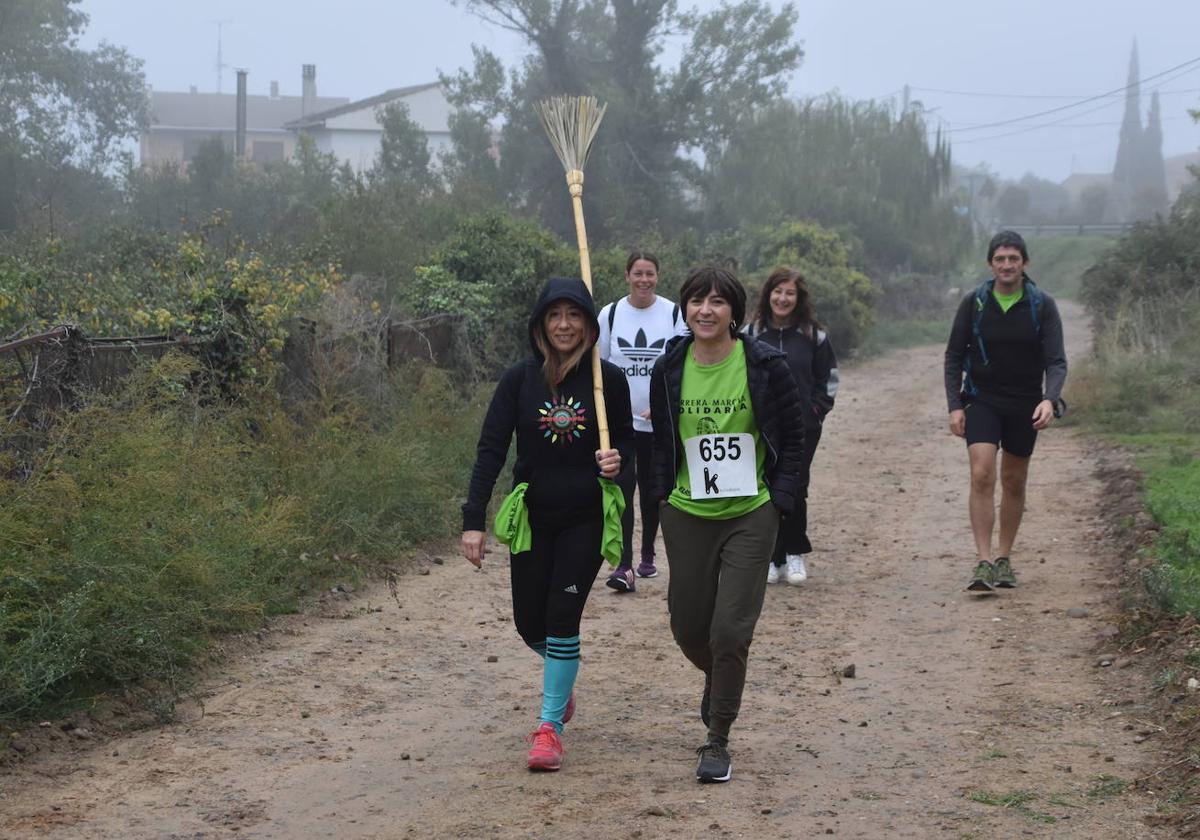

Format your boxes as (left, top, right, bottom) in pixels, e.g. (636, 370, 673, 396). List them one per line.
(566, 169, 610, 452)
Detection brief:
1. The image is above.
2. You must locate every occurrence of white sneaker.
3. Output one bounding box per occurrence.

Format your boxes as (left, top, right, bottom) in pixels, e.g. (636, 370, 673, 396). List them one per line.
(766, 562, 781, 584)
(785, 554, 807, 585)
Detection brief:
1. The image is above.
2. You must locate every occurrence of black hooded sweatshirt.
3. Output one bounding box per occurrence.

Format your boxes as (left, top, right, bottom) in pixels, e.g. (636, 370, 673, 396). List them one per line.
(461, 277, 635, 532)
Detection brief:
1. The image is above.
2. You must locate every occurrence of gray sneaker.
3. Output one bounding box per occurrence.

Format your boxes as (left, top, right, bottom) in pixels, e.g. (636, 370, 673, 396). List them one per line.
(992, 556, 1017, 588)
(606, 566, 635, 593)
(966, 560, 995, 593)
(696, 739, 731, 783)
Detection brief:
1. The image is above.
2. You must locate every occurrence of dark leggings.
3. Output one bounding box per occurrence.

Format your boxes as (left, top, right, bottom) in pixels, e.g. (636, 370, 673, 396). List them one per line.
(773, 425, 822, 563)
(510, 509, 605, 647)
(616, 431, 659, 564)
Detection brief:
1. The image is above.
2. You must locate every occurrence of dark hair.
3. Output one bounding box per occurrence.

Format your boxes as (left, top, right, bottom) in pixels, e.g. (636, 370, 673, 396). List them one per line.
(987, 230, 1029, 262)
(625, 249, 660, 274)
(754, 267, 816, 330)
(678, 264, 746, 334)
(532, 299, 596, 397)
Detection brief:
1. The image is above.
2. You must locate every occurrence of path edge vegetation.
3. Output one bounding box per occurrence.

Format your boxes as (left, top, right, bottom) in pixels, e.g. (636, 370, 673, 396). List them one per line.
(1067, 183, 1200, 830)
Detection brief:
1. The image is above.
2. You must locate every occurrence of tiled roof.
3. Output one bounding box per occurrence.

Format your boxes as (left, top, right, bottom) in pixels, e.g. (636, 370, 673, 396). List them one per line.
(148, 91, 351, 131)
(283, 82, 441, 128)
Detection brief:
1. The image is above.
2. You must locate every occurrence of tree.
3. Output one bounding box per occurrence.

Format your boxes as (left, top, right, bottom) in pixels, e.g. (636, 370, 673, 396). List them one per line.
(995, 185, 1031, 225)
(1078, 183, 1109, 226)
(373, 102, 435, 192)
(440, 109, 503, 206)
(0, 0, 148, 229)
(444, 0, 802, 242)
(703, 96, 967, 273)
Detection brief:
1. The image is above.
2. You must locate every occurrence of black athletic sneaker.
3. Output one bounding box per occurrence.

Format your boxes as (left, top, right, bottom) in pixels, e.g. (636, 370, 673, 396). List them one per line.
(696, 739, 732, 783)
(966, 560, 995, 593)
(992, 557, 1017, 588)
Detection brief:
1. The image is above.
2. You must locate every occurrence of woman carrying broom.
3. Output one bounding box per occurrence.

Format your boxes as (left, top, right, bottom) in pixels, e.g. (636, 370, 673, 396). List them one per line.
(461, 276, 633, 772)
(649, 264, 805, 783)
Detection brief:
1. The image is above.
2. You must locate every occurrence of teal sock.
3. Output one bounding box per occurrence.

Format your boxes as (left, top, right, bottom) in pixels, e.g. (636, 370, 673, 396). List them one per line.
(540, 635, 580, 734)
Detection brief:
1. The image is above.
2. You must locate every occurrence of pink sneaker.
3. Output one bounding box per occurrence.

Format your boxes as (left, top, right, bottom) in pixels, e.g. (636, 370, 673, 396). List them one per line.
(527, 722, 563, 771)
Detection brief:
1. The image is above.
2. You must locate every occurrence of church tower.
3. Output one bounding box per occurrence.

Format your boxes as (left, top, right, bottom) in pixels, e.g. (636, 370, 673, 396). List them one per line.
(1109, 41, 1142, 222)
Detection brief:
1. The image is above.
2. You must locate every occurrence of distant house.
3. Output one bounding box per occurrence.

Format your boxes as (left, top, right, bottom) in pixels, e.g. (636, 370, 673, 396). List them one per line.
(1059, 153, 1199, 212)
(141, 66, 349, 168)
(282, 82, 452, 173)
(1059, 172, 1111, 203)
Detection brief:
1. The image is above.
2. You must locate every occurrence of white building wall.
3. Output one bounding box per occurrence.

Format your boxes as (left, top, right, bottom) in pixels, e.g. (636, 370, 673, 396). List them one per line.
(305, 128, 451, 174)
(298, 86, 455, 175)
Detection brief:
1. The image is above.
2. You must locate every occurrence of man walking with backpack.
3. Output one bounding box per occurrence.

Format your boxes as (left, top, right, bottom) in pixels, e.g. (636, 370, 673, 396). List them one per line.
(944, 231, 1068, 592)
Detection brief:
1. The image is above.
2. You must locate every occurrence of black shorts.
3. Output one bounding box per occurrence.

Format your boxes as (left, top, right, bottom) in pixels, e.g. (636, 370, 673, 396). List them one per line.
(964, 400, 1038, 457)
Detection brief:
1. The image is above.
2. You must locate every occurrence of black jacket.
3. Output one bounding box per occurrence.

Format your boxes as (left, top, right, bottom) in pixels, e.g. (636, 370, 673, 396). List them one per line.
(943, 278, 1067, 414)
(461, 278, 634, 531)
(648, 334, 806, 515)
(744, 321, 838, 431)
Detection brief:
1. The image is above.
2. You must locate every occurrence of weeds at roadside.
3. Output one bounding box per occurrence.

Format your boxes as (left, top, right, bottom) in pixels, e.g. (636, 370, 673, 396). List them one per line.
(1154, 668, 1180, 692)
(0, 356, 481, 727)
(1087, 774, 1129, 799)
(967, 790, 1056, 824)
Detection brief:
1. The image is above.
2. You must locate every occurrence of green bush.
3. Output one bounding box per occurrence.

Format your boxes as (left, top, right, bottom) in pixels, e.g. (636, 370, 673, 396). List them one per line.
(1081, 189, 1200, 353)
(0, 356, 480, 724)
(1072, 168, 1200, 620)
(734, 220, 876, 352)
(402, 211, 577, 376)
(0, 225, 341, 387)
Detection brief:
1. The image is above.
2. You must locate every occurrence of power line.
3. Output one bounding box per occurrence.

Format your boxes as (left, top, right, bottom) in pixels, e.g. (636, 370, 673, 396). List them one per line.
(933, 62, 1200, 144)
(943, 55, 1200, 134)
(912, 85, 1200, 101)
(954, 113, 1197, 142)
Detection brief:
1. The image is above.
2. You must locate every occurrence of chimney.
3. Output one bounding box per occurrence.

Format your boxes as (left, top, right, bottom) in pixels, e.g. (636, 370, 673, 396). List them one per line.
(301, 64, 316, 115)
(270, 80, 279, 98)
(235, 69, 248, 158)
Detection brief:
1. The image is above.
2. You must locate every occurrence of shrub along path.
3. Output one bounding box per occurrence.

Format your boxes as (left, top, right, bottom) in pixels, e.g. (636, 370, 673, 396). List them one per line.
(0, 301, 1172, 838)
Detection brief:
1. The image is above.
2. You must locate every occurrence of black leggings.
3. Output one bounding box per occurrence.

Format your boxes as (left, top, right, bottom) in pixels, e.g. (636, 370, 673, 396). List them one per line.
(616, 431, 659, 565)
(773, 425, 822, 563)
(510, 509, 605, 647)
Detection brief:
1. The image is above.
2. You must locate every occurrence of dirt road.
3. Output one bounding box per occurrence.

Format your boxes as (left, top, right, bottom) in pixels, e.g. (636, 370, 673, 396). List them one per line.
(0, 302, 1171, 838)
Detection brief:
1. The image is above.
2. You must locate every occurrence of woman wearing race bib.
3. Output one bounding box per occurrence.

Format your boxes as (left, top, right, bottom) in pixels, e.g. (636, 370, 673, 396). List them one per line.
(745, 268, 839, 586)
(461, 277, 633, 773)
(649, 265, 806, 783)
(596, 250, 687, 593)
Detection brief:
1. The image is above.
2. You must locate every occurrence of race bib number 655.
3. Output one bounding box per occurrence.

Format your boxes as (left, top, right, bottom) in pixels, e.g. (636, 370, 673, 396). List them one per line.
(683, 433, 757, 499)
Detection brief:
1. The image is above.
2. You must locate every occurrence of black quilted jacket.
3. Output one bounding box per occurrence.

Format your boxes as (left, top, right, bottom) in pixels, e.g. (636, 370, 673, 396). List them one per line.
(648, 334, 806, 516)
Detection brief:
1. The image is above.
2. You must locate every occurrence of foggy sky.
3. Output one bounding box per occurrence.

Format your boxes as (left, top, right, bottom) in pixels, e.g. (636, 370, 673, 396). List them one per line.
(78, 0, 1200, 182)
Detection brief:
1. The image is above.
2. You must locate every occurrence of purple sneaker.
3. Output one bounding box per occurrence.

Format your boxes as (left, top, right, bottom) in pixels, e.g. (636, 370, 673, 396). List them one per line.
(605, 566, 635, 593)
(635, 558, 658, 578)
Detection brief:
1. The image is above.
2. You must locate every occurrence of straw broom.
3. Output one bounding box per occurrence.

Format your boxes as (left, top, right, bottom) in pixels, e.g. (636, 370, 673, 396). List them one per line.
(535, 95, 611, 450)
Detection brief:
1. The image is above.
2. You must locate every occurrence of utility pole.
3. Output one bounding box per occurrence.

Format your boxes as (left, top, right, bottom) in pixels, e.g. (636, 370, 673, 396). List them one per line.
(212, 19, 233, 93)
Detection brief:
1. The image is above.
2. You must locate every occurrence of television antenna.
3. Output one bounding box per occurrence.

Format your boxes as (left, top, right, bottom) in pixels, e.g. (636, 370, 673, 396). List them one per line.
(212, 19, 233, 93)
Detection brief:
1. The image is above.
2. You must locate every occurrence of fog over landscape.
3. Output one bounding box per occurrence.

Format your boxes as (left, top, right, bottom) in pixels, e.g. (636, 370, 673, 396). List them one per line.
(79, 0, 1200, 180)
(5, 3, 1200, 838)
